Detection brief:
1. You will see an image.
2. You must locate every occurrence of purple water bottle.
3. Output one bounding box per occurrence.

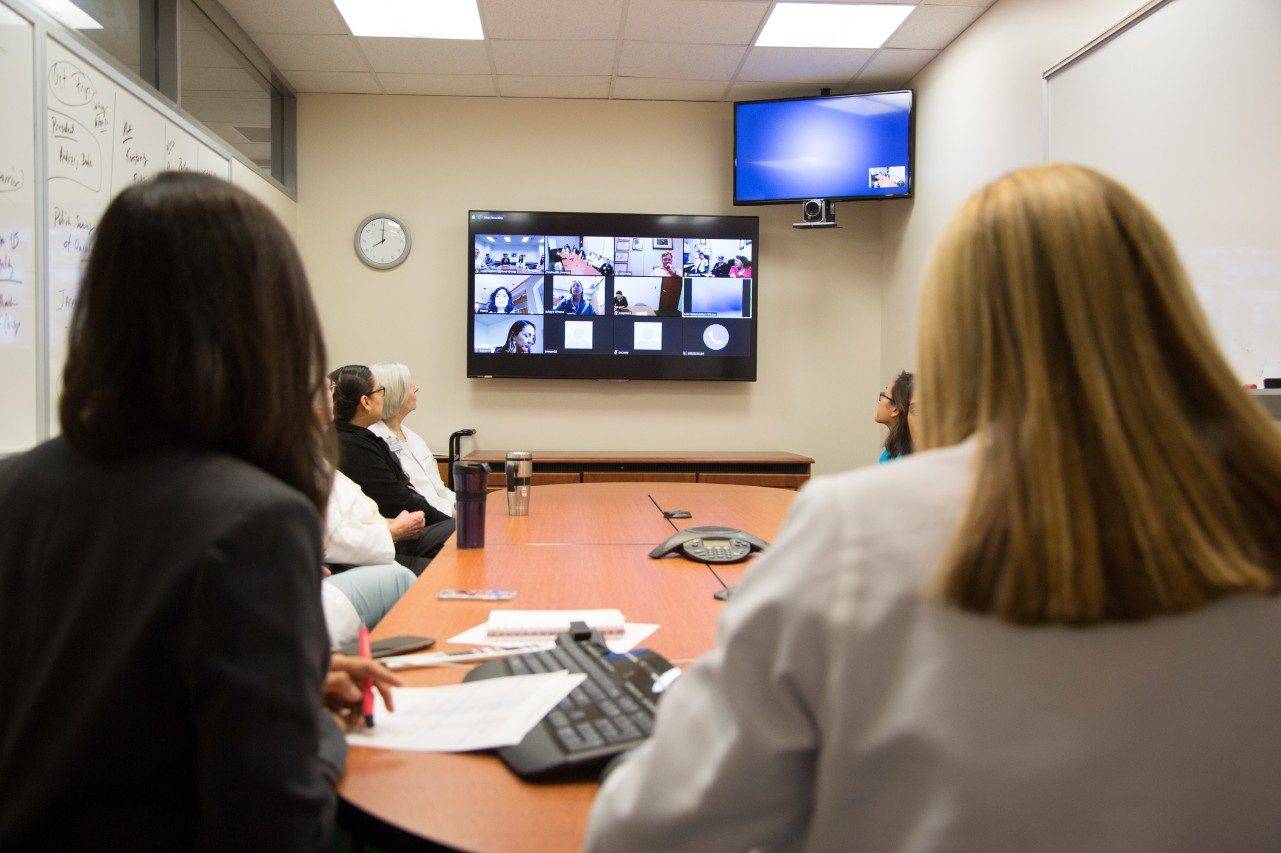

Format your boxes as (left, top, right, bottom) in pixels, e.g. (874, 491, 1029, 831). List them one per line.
(453, 461, 490, 549)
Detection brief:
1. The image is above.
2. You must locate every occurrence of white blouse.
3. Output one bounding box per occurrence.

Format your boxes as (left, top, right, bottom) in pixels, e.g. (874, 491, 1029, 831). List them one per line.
(586, 438, 1281, 850)
(324, 469, 395, 567)
(369, 421, 456, 517)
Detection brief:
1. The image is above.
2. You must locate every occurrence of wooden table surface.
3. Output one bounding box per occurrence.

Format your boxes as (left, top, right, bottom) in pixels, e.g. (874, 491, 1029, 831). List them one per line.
(338, 482, 797, 851)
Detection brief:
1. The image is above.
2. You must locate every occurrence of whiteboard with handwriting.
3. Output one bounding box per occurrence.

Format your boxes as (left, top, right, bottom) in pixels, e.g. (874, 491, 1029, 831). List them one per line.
(0, 6, 36, 451)
(43, 35, 230, 426)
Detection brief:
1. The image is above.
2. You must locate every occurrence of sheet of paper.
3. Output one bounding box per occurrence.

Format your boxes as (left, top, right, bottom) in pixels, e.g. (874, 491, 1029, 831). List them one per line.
(447, 621, 660, 653)
(345, 671, 586, 753)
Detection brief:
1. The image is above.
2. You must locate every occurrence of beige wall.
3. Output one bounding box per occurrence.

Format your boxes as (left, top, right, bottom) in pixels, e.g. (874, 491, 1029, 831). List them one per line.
(879, 0, 1146, 374)
(296, 95, 884, 474)
(231, 158, 297, 236)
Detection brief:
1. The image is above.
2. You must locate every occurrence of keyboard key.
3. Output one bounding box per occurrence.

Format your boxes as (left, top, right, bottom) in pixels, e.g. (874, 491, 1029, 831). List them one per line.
(599, 700, 622, 717)
(593, 718, 627, 743)
(568, 707, 590, 722)
(630, 713, 652, 736)
(556, 726, 583, 751)
(526, 655, 548, 673)
(576, 723, 605, 749)
(569, 687, 590, 706)
(548, 710, 569, 728)
(617, 696, 639, 714)
(583, 680, 606, 702)
(614, 716, 642, 740)
(508, 656, 531, 675)
(556, 695, 576, 712)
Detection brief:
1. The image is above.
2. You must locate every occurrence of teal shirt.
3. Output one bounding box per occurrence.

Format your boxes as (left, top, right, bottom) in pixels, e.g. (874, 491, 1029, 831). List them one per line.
(878, 448, 892, 464)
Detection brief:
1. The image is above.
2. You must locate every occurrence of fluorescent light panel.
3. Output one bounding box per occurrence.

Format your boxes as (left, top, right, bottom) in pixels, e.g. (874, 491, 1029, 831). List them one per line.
(756, 3, 914, 49)
(35, 0, 103, 29)
(334, 0, 483, 39)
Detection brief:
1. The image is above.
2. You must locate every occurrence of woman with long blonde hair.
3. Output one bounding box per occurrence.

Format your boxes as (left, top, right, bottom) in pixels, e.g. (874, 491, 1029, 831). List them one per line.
(586, 164, 1281, 850)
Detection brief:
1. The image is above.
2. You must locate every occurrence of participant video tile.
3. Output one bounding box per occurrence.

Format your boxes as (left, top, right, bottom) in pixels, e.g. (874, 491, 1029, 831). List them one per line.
(475, 234, 545, 273)
(474, 314, 544, 354)
(474, 273, 544, 315)
(683, 237, 752, 278)
(612, 276, 684, 317)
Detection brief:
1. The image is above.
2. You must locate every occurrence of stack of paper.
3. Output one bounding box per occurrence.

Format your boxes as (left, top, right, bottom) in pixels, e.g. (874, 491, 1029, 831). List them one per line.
(345, 671, 585, 752)
(447, 608, 659, 653)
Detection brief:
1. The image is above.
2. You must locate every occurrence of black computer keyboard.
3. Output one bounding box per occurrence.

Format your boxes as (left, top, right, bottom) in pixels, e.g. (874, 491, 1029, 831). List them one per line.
(464, 626, 676, 780)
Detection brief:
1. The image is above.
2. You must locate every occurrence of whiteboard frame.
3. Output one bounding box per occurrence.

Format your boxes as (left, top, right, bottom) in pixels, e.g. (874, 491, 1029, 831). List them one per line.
(1041, 0, 1175, 160)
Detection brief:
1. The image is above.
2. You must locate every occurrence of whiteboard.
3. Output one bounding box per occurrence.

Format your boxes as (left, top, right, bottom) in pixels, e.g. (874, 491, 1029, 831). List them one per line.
(1047, 0, 1281, 385)
(0, 5, 36, 451)
(43, 31, 230, 423)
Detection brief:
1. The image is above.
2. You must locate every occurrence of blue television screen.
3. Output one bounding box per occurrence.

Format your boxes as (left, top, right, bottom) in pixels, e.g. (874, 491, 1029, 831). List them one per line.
(734, 91, 913, 204)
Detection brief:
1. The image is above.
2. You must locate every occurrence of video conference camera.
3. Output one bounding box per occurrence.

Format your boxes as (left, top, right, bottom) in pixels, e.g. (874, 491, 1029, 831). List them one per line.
(793, 198, 837, 230)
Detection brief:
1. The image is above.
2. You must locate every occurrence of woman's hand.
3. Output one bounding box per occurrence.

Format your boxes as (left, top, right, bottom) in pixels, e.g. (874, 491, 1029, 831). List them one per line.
(324, 653, 403, 731)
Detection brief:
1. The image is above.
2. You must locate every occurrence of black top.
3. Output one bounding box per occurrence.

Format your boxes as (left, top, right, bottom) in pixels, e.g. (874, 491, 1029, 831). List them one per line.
(334, 420, 451, 525)
(0, 438, 342, 850)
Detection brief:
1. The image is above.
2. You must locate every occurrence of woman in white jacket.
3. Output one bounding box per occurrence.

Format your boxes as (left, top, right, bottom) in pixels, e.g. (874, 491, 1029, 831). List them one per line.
(320, 377, 423, 647)
(370, 362, 455, 517)
(586, 165, 1281, 850)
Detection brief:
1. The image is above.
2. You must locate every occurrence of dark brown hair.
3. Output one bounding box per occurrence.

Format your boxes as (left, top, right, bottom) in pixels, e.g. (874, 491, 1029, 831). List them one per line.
(59, 171, 333, 514)
(329, 364, 374, 422)
(883, 370, 914, 459)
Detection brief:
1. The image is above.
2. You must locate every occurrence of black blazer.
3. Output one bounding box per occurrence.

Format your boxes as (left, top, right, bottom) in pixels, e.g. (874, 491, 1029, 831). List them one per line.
(0, 438, 342, 850)
(334, 420, 451, 525)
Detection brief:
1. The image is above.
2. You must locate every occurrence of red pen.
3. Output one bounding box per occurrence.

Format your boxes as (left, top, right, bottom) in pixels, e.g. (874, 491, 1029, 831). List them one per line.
(358, 624, 374, 728)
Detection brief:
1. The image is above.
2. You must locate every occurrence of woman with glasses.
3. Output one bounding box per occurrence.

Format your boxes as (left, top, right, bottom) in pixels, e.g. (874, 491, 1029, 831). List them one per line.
(874, 370, 914, 463)
(330, 365, 455, 572)
(369, 362, 455, 518)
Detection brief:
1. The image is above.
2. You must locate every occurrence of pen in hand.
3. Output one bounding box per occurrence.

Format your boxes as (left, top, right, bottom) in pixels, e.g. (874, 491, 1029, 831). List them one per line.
(323, 650, 402, 733)
(358, 624, 374, 728)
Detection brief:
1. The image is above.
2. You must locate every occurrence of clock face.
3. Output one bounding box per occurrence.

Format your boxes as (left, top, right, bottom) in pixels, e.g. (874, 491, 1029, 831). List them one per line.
(356, 215, 410, 269)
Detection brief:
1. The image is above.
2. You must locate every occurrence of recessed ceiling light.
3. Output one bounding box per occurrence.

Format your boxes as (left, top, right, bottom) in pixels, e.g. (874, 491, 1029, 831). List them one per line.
(34, 0, 103, 29)
(334, 0, 483, 39)
(756, 3, 914, 49)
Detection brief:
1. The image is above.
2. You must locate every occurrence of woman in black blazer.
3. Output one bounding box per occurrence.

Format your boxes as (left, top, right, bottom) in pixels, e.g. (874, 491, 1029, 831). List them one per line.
(330, 364, 455, 572)
(0, 173, 398, 849)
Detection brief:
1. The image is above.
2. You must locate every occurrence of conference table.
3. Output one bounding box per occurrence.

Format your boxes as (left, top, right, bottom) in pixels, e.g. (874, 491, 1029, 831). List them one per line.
(338, 481, 798, 851)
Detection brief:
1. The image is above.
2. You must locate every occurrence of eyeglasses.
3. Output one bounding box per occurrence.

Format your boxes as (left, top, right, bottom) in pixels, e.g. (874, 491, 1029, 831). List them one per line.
(879, 392, 893, 404)
(366, 386, 386, 398)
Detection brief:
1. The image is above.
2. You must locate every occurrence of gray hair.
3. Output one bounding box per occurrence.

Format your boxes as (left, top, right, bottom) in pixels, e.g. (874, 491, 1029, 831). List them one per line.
(371, 362, 412, 420)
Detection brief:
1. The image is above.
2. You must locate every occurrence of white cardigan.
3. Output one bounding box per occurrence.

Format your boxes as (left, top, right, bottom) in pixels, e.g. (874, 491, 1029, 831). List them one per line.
(586, 439, 1281, 850)
(324, 469, 395, 566)
(369, 421, 456, 517)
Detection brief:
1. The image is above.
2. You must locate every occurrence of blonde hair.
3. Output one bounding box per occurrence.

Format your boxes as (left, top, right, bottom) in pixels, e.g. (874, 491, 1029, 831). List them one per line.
(918, 163, 1281, 624)
(371, 362, 412, 420)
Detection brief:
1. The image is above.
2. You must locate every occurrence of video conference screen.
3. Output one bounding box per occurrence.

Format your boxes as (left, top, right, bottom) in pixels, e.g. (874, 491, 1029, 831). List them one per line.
(734, 90, 913, 204)
(468, 210, 758, 381)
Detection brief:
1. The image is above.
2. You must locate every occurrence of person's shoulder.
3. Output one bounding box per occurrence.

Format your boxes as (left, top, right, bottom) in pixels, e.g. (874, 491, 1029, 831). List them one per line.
(813, 438, 977, 540)
(368, 420, 393, 440)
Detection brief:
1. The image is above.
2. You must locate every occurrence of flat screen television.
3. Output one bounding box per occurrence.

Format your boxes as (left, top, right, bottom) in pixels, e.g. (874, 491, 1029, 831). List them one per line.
(734, 90, 913, 204)
(469, 210, 758, 381)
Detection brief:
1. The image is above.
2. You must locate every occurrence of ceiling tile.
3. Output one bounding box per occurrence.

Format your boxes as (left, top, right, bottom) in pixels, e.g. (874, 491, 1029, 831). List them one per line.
(490, 40, 617, 76)
(623, 0, 769, 45)
(286, 70, 383, 94)
(738, 47, 874, 83)
(612, 77, 728, 101)
(920, 0, 994, 5)
(726, 80, 828, 102)
(252, 32, 368, 71)
(217, 0, 350, 35)
(855, 48, 938, 86)
(379, 73, 497, 96)
(479, 0, 625, 40)
(497, 75, 612, 98)
(357, 37, 492, 74)
(618, 42, 745, 80)
(885, 5, 985, 50)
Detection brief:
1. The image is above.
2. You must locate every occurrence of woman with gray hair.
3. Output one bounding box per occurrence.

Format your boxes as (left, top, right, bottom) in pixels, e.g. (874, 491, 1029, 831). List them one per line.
(369, 362, 456, 517)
